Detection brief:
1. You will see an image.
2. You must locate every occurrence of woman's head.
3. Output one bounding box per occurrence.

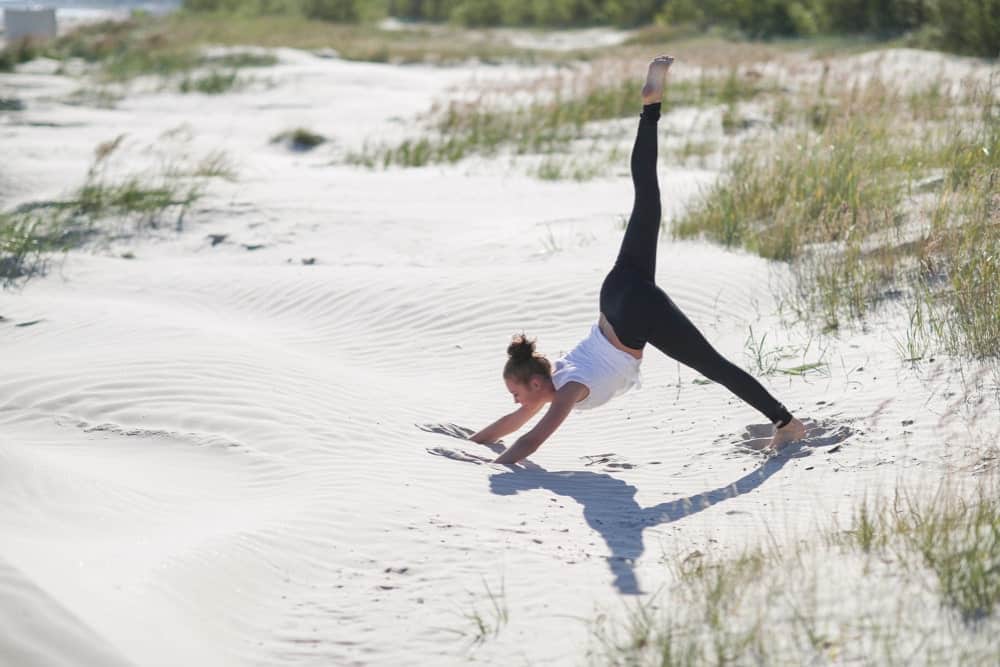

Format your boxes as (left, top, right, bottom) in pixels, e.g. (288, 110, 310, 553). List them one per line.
(503, 333, 553, 408)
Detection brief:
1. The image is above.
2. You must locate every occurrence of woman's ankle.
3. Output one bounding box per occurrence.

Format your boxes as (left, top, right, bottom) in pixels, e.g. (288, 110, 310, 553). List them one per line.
(641, 102, 661, 122)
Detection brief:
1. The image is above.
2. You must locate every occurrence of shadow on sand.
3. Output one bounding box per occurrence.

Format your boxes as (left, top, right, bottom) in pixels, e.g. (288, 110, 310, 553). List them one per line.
(418, 420, 852, 594)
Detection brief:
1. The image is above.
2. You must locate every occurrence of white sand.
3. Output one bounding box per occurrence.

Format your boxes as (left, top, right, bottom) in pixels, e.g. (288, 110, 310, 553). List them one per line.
(1, 47, 998, 665)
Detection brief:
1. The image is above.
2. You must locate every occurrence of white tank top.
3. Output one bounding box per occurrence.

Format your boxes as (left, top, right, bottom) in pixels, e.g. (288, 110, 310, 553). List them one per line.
(551, 324, 642, 410)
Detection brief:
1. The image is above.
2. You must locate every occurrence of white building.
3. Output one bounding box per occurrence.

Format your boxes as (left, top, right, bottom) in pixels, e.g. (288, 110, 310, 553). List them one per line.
(4, 8, 58, 42)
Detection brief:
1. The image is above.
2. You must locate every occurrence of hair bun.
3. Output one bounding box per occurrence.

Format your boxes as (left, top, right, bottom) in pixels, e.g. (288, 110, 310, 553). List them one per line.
(503, 332, 551, 383)
(507, 333, 536, 361)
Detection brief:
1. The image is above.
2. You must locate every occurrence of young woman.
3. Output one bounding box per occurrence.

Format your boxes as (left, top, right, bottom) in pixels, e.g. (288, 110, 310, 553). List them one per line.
(472, 56, 806, 465)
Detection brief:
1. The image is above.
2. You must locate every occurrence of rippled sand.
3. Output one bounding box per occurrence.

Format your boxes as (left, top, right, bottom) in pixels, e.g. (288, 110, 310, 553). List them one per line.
(2, 48, 996, 665)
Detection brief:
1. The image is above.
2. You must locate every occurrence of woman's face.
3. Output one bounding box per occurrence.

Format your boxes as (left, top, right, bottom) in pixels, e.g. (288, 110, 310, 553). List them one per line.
(504, 375, 547, 410)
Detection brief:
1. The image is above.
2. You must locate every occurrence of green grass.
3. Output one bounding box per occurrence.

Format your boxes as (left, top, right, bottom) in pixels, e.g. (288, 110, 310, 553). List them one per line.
(777, 361, 829, 376)
(178, 69, 242, 94)
(0, 138, 216, 285)
(188, 149, 238, 179)
(63, 87, 124, 109)
(4, 16, 276, 83)
(591, 549, 771, 665)
(742, 326, 829, 376)
(13, 11, 554, 82)
(0, 37, 41, 73)
(906, 490, 1000, 623)
(446, 577, 509, 646)
(591, 479, 1000, 665)
(10, 179, 200, 239)
(0, 214, 50, 286)
(674, 113, 912, 262)
(850, 500, 883, 553)
(534, 144, 625, 181)
(76, 179, 199, 229)
(840, 485, 1000, 624)
(180, 0, 1000, 59)
(347, 66, 770, 170)
(674, 72, 999, 360)
(205, 52, 277, 68)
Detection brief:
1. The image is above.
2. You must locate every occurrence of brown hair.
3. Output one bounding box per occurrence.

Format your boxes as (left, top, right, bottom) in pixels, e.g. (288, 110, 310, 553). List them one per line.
(503, 333, 552, 384)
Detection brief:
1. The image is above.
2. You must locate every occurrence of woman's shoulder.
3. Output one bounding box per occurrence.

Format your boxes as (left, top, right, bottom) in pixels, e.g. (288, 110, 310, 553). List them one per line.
(555, 379, 590, 404)
(550, 353, 580, 379)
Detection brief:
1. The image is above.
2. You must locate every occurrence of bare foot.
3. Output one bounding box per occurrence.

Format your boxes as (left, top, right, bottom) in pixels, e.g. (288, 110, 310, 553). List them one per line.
(767, 417, 806, 452)
(641, 55, 675, 104)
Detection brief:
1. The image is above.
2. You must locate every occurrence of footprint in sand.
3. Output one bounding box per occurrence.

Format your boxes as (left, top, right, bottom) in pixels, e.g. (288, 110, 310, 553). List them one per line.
(733, 418, 855, 454)
(416, 422, 505, 455)
(425, 446, 494, 465)
(581, 452, 637, 470)
(73, 419, 253, 454)
(416, 422, 475, 440)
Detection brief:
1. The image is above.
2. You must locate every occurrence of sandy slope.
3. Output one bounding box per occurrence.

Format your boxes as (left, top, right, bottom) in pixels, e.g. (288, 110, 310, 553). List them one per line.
(1, 48, 997, 666)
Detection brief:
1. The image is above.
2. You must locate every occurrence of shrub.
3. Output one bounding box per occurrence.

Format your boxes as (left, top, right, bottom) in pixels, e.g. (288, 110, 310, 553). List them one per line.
(0, 214, 48, 285)
(174, 0, 1000, 56)
(928, 0, 1000, 57)
(182, 0, 300, 13)
(0, 37, 42, 72)
(825, 0, 930, 33)
(272, 127, 327, 150)
(178, 69, 241, 94)
(301, 0, 382, 22)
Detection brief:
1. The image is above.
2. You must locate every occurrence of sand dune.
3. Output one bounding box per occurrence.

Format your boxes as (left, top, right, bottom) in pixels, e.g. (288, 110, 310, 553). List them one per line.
(0, 557, 130, 666)
(2, 46, 997, 665)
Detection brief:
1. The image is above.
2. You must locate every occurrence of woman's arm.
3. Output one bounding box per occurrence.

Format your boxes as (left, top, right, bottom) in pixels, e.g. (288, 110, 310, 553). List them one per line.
(494, 383, 586, 464)
(469, 403, 544, 444)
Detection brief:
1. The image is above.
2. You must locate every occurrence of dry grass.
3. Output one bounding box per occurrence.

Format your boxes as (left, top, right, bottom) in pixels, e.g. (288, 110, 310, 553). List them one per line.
(674, 65, 999, 360)
(32, 12, 565, 81)
(840, 483, 1000, 623)
(0, 214, 53, 286)
(0, 137, 234, 285)
(347, 56, 772, 170)
(590, 477, 1000, 666)
(16, 16, 278, 84)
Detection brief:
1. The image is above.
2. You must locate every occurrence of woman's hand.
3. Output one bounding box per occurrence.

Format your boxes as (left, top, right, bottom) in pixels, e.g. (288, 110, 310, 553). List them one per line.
(470, 403, 543, 445)
(493, 382, 585, 464)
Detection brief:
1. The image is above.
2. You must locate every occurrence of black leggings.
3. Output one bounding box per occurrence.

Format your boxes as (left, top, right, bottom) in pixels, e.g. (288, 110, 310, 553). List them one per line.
(599, 103, 793, 426)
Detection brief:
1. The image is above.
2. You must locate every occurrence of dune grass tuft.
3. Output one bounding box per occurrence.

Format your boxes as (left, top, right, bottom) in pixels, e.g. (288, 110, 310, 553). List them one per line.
(0, 37, 42, 73)
(465, 577, 509, 645)
(591, 478, 1000, 665)
(178, 69, 243, 94)
(20, 11, 551, 82)
(0, 214, 51, 286)
(445, 576, 509, 646)
(674, 72, 999, 359)
(0, 136, 215, 286)
(14, 16, 276, 83)
(271, 127, 327, 151)
(840, 485, 1000, 624)
(907, 491, 1000, 623)
(347, 65, 770, 170)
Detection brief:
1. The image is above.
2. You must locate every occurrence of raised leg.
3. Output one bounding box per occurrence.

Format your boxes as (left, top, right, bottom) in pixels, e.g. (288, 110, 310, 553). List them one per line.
(614, 105, 661, 281)
(614, 56, 673, 282)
